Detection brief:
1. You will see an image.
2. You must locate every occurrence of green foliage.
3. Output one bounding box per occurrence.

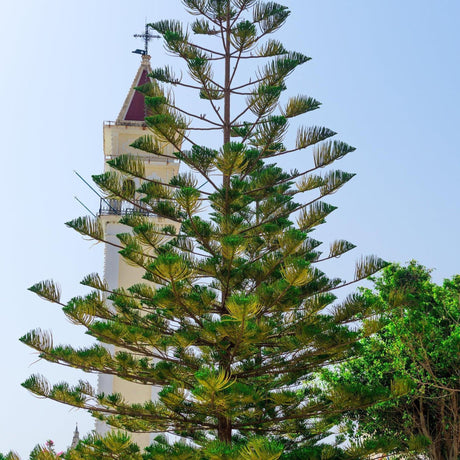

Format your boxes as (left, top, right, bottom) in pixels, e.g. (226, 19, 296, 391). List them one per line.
(22, 1, 388, 458)
(0, 453, 20, 460)
(326, 262, 460, 459)
(2, 433, 141, 460)
(67, 432, 142, 460)
(29, 440, 64, 460)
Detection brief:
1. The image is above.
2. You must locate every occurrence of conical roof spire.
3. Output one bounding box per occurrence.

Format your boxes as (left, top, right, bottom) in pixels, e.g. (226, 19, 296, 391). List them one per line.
(116, 54, 152, 125)
(70, 423, 80, 449)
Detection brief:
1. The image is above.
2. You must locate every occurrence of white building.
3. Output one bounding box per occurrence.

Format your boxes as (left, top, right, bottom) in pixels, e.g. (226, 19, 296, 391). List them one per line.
(95, 54, 179, 448)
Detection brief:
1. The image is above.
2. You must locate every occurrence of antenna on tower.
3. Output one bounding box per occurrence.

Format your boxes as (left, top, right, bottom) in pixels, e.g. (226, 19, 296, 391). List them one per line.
(133, 23, 160, 56)
(73, 170, 118, 215)
(74, 196, 97, 217)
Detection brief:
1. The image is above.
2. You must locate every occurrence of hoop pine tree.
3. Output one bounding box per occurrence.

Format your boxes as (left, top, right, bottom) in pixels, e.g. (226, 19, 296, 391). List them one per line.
(21, 1, 387, 458)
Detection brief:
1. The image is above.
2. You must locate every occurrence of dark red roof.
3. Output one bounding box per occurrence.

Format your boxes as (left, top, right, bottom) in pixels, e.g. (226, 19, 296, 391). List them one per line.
(124, 69, 150, 122)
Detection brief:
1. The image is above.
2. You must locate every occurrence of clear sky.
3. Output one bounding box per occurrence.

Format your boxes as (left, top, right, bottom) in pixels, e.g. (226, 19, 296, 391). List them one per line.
(1, 0, 459, 456)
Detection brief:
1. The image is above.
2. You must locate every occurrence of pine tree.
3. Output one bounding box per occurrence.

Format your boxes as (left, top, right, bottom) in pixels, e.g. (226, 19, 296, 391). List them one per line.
(22, 1, 387, 458)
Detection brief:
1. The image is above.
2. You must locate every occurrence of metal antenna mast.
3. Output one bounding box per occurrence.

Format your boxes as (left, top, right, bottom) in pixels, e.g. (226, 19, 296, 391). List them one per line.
(133, 23, 160, 56)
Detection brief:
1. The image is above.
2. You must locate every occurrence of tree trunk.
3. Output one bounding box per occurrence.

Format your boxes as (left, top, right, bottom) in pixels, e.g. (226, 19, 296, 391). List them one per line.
(218, 415, 232, 443)
(223, 1, 231, 196)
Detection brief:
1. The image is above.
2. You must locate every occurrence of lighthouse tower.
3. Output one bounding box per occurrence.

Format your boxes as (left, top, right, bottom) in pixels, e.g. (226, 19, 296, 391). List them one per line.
(95, 54, 179, 448)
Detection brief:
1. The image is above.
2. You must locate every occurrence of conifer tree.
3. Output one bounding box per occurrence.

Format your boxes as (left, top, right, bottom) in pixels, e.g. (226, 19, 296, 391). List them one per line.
(22, 1, 387, 458)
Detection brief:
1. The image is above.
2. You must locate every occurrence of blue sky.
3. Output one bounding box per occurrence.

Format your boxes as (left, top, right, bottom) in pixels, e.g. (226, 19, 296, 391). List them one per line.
(1, 1, 459, 456)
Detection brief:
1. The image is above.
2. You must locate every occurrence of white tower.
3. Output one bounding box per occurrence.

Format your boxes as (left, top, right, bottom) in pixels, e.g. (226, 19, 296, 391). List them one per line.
(96, 54, 179, 448)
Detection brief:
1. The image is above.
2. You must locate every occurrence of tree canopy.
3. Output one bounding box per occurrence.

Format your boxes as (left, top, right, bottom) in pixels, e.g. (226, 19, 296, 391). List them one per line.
(326, 262, 460, 460)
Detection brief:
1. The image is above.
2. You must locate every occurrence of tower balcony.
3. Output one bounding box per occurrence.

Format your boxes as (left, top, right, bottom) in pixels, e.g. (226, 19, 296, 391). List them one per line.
(99, 198, 154, 217)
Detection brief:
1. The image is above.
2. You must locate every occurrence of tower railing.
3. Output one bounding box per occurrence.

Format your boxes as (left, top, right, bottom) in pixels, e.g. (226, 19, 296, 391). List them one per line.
(99, 198, 154, 217)
(104, 120, 147, 128)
